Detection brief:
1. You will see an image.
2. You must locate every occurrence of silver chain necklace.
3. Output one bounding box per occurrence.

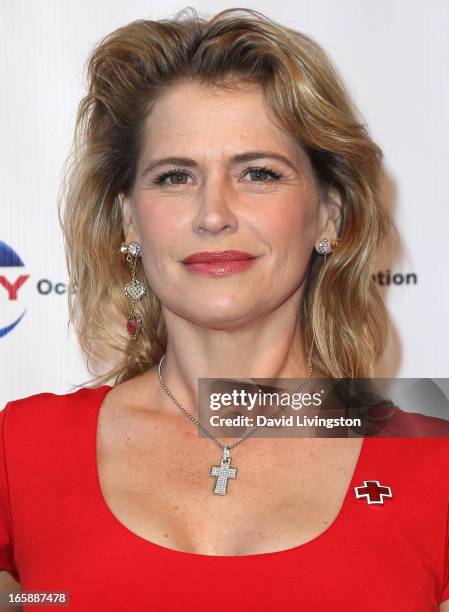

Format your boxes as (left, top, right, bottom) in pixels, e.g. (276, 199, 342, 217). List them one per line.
(157, 353, 314, 496)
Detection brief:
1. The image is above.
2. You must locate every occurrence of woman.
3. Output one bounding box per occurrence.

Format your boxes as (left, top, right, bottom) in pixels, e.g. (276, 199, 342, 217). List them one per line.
(1, 7, 448, 611)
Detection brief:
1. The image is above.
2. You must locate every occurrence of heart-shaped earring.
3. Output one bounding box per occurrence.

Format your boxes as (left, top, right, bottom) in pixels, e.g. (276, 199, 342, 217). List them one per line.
(121, 242, 147, 339)
(124, 279, 147, 301)
(126, 315, 143, 339)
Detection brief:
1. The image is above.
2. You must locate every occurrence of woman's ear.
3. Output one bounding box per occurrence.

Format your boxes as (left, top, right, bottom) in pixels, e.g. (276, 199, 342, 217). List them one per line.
(316, 187, 343, 245)
(119, 193, 141, 244)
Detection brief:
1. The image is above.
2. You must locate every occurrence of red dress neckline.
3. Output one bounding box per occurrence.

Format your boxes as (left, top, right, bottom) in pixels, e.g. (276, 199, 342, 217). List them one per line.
(85, 384, 368, 559)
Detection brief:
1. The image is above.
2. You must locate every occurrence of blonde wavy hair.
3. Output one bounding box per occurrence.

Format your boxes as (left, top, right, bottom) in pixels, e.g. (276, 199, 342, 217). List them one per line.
(58, 7, 395, 388)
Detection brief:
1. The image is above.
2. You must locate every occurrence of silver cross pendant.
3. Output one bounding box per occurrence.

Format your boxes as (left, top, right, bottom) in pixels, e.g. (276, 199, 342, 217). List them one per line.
(210, 446, 237, 495)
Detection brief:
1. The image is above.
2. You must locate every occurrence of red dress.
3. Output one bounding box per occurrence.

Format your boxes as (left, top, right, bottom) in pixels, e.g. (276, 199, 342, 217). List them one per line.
(1, 385, 449, 611)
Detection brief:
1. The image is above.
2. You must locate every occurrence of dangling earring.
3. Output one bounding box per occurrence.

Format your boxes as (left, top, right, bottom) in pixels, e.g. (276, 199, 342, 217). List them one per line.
(315, 238, 342, 264)
(120, 241, 147, 339)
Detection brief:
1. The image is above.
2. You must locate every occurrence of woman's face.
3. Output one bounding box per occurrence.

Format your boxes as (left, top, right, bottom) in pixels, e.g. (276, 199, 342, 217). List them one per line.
(121, 80, 340, 329)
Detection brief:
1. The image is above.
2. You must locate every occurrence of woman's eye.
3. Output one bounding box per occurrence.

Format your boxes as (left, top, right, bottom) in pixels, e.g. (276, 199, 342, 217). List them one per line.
(154, 170, 191, 186)
(243, 167, 283, 182)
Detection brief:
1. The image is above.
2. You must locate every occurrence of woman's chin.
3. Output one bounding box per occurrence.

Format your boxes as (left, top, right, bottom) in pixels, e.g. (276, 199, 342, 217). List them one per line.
(178, 307, 259, 329)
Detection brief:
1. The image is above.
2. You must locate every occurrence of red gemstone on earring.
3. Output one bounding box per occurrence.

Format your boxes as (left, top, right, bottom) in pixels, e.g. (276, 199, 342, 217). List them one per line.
(127, 317, 142, 336)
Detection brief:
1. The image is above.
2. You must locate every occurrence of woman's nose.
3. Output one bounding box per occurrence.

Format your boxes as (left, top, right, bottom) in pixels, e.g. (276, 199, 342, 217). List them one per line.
(192, 179, 239, 236)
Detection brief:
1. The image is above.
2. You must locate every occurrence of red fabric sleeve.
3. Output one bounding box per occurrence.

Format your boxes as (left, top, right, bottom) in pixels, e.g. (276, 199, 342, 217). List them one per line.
(0, 404, 20, 582)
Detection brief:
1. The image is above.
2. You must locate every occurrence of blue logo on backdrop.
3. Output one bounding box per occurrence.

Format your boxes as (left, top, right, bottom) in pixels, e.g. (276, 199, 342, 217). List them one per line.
(0, 240, 29, 338)
(1, 239, 75, 339)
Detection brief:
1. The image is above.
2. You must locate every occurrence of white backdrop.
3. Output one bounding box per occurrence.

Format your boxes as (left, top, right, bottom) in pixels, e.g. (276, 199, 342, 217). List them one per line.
(1, 0, 448, 408)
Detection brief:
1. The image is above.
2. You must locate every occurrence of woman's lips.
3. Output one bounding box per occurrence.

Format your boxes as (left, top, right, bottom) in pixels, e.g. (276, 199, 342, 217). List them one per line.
(181, 250, 259, 277)
(182, 259, 258, 277)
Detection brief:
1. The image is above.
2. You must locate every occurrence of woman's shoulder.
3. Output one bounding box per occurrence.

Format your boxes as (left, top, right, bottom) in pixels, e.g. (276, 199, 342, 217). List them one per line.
(1, 370, 156, 433)
(3, 384, 111, 411)
(1, 385, 112, 434)
(365, 434, 449, 489)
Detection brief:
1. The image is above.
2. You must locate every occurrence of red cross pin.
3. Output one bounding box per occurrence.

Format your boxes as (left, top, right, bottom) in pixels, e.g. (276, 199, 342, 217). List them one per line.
(354, 480, 392, 505)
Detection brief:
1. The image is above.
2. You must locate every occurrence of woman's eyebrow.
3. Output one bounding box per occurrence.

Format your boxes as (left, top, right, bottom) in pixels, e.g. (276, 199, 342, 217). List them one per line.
(141, 150, 298, 178)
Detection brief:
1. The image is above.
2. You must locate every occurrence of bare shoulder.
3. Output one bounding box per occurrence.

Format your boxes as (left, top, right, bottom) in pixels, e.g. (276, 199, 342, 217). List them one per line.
(104, 368, 160, 413)
(97, 369, 162, 451)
